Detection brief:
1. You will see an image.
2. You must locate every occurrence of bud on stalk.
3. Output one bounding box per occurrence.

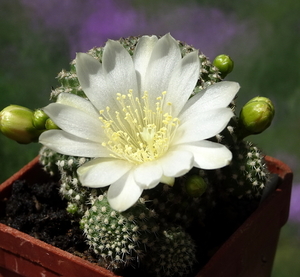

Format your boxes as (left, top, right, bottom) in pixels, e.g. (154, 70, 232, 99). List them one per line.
(213, 54, 234, 78)
(238, 96, 275, 139)
(0, 105, 44, 144)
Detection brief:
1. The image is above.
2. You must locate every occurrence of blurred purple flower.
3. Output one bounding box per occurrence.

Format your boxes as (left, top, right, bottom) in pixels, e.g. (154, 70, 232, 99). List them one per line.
(289, 184, 300, 223)
(21, 0, 145, 57)
(142, 5, 246, 58)
(72, 0, 145, 56)
(21, 0, 246, 59)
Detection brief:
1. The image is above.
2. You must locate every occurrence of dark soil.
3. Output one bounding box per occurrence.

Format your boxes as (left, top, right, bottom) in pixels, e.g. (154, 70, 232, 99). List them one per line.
(0, 179, 100, 265)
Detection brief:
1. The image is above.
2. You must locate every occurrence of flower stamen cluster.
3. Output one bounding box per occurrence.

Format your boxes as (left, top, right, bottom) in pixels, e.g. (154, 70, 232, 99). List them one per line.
(99, 90, 179, 164)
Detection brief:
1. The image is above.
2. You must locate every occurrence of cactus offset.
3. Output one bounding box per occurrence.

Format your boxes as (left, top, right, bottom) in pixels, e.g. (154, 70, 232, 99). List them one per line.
(81, 193, 159, 269)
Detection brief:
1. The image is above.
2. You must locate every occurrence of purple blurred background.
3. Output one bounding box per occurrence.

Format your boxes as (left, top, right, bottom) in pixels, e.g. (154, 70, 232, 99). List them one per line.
(21, 0, 246, 59)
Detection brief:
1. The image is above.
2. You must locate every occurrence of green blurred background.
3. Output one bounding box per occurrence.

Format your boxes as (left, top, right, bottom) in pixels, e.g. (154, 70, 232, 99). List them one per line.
(1, 0, 299, 275)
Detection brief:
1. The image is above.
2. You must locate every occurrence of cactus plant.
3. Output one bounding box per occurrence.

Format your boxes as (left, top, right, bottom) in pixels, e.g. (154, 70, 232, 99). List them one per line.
(1, 34, 275, 276)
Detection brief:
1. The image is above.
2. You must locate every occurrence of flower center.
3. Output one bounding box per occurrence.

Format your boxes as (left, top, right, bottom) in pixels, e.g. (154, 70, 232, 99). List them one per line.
(99, 90, 179, 164)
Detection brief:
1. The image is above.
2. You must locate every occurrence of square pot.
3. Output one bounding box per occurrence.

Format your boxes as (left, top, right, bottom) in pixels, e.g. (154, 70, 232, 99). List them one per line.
(0, 156, 293, 277)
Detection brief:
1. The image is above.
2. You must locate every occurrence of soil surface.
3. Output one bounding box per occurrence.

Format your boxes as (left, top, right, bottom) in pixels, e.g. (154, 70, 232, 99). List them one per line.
(0, 180, 101, 263)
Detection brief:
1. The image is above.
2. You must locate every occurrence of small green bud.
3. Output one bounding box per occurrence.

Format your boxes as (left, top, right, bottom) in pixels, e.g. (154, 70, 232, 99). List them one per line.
(33, 109, 49, 129)
(45, 118, 59, 130)
(238, 96, 275, 138)
(213, 54, 234, 78)
(66, 203, 79, 214)
(0, 105, 43, 144)
(185, 175, 207, 197)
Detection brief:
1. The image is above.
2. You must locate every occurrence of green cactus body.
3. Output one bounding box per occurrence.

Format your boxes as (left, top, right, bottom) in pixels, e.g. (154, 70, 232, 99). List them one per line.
(81, 193, 160, 269)
(223, 140, 269, 198)
(207, 118, 269, 199)
(39, 146, 60, 176)
(145, 225, 196, 277)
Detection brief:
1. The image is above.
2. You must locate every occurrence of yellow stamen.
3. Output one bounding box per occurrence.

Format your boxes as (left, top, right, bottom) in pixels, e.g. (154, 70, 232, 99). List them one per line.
(99, 90, 179, 164)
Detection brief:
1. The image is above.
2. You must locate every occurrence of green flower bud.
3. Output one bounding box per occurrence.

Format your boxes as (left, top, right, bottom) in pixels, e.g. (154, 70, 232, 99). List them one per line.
(45, 118, 59, 130)
(0, 105, 43, 144)
(213, 54, 234, 78)
(33, 109, 49, 130)
(238, 96, 275, 138)
(185, 175, 207, 197)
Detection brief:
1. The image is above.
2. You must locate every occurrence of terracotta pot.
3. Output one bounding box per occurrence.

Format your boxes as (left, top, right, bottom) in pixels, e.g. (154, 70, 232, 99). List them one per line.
(0, 156, 293, 277)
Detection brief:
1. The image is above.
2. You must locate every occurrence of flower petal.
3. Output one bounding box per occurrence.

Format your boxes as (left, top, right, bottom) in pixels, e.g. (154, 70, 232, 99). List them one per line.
(107, 172, 143, 212)
(76, 51, 137, 113)
(133, 161, 163, 189)
(102, 40, 138, 97)
(144, 34, 181, 103)
(133, 35, 158, 94)
(39, 130, 110, 157)
(178, 141, 232, 169)
(43, 103, 105, 142)
(158, 149, 194, 177)
(78, 158, 132, 188)
(56, 92, 99, 118)
(75, 53, 106, 110)
(175, 107, 234, 145)
(165, 50, 200, 117)
(179, 81, 240, 122)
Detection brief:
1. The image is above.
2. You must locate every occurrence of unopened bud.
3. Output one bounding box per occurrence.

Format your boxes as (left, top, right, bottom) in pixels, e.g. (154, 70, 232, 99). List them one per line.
(33, 109, 49, 130)
(185, 175, 207, 197)
(45, 118, 59, 130)
(238, 96, 275, 138)
(0, 105, 43, 144)
(213, 54, 234, 78)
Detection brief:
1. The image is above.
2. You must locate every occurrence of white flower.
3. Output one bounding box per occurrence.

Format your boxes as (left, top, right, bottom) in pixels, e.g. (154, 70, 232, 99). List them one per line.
(39, 34, 240, 212)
